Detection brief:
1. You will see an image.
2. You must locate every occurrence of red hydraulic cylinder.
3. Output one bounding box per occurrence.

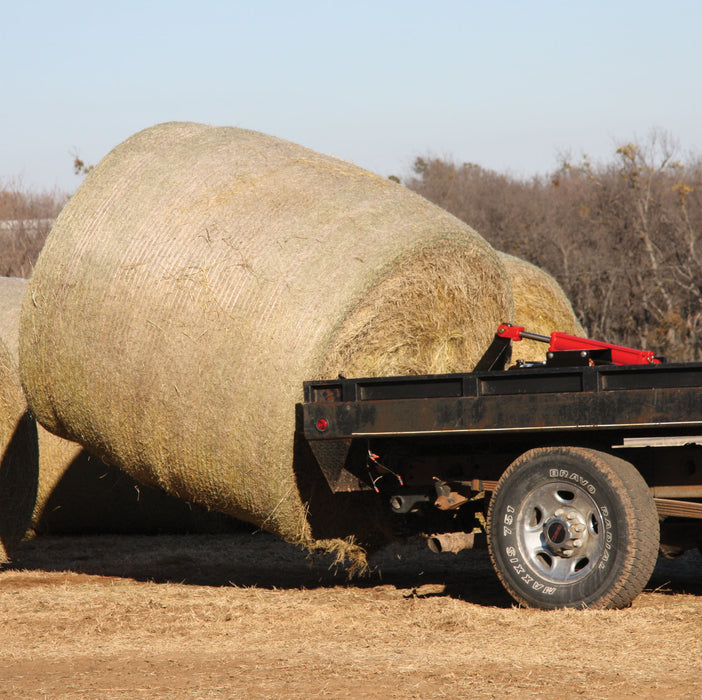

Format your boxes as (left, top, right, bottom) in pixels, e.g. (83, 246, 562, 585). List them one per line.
(496, 324, 661, 365)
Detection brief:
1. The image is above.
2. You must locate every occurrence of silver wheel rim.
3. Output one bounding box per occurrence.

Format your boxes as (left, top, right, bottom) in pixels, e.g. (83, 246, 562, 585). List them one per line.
(516, 480, 606, 585)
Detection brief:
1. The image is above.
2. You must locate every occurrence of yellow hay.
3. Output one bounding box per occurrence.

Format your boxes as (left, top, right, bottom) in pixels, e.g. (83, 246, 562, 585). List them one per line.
(21, 122, 513, 554)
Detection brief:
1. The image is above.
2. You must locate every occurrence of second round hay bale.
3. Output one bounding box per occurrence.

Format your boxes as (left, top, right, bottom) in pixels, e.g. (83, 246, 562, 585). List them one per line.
(20, 122, 513, 555)
(0, 278, 60, 536)
(499, 252, 585, 363)
(0, 338, 37, 562)
(0, 277, 39, 560)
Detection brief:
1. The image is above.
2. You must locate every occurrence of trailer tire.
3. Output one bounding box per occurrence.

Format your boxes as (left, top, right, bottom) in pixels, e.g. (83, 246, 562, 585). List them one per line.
(487, 446, 659, 609)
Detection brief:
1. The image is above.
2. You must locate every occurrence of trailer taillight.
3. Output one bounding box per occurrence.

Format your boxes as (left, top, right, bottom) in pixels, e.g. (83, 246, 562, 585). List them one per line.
(316, 418, 328, 432)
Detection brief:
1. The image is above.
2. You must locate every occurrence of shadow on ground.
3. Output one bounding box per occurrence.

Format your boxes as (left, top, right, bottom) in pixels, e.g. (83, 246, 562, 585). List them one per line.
(5, 533, 702, 607)
(646, 548, 702, 597)
(4, 532, 512, 606)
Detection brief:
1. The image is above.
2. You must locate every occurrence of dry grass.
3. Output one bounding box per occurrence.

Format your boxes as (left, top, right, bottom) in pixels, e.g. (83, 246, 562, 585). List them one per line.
(1, 533, 702, 698)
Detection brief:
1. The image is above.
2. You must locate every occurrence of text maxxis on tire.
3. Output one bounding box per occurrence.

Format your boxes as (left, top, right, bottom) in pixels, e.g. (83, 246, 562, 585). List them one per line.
(487, 446, 659, 610)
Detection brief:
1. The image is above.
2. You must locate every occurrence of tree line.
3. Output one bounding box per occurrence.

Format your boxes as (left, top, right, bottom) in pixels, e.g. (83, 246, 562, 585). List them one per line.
(0, 183, 66, 278)
(405, 131, 702, 361)
(2, 131, 701, 360)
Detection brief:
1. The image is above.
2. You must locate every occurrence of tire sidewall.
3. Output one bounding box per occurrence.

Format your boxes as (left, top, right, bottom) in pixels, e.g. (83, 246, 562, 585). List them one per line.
(488, 448, 632, 609)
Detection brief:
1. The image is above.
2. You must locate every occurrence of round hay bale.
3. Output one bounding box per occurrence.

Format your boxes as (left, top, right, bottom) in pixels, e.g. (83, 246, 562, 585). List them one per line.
(0, 338, 38, 563)
(20, 122, 513, 555)
(499, 252, 585, 363)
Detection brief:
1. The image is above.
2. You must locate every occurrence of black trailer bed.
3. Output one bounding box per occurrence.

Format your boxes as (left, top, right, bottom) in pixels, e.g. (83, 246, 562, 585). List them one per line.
(303, 361, 702, 440)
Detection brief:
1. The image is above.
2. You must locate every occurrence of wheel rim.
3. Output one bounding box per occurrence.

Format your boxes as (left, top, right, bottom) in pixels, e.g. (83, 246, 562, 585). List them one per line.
(516, 480, 606, 585)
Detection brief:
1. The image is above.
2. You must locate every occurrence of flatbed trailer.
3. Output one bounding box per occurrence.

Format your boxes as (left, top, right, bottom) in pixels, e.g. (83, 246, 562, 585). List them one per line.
(301, 343, 702, 609)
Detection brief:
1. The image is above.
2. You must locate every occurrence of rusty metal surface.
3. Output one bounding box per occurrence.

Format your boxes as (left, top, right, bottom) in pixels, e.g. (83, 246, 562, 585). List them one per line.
(467, 479, 498, 492)
(434, 487, 471, 511)
(427, 531, 481, 553)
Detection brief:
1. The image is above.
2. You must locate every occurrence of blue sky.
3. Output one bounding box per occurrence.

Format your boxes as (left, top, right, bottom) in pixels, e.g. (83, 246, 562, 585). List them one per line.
(2, 1, 701, 193)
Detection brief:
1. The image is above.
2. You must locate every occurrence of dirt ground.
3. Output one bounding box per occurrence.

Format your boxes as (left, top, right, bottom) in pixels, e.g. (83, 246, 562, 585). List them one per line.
(1, 533, 702, 699)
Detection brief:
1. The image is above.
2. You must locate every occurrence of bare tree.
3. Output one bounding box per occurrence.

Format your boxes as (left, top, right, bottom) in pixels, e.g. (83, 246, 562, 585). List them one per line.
(0, 179, 67, 277)
(406, 132, 702, 361)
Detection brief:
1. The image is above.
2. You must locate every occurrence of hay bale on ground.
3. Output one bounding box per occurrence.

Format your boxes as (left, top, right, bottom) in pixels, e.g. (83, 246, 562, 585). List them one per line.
(499, 252, 585, 363)
(1, 278, 64, 533)
(0, 277, 39, 560)
(20, 122, 513, 556)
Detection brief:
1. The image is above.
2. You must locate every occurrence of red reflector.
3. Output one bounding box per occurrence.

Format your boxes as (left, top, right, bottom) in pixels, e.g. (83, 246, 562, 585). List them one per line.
(316, 418, 328, 432)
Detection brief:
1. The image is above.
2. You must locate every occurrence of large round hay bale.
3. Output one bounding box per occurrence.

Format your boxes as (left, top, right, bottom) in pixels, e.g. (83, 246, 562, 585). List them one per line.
(499, 252, 585, 363)
(0, 338, 38, 563)
(20, 122, 513, 555)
